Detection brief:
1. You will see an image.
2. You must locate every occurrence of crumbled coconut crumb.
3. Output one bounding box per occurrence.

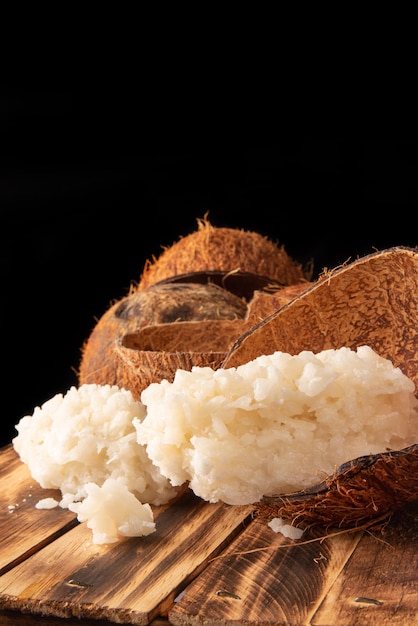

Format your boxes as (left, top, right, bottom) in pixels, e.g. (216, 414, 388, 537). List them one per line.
(69, 478, 156, 544)
(268, 517, 304, 539)
(35, 498, 59, 510)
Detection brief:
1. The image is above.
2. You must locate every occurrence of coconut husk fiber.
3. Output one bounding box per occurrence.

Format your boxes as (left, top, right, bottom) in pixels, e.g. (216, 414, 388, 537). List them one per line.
(137, 216, 308, 292)
(223, 246, 418, 529)
(245, 281, 312, 326)
(258, 444, 418, 530)
(78, 216, 310, 393)
(152, 270, 295, 302)
(223, 246, 418, 387)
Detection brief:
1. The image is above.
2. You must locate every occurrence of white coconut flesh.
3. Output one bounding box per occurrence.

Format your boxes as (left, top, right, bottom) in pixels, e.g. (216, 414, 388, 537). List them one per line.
(12, 384, 179, 544)
(135, 345, 418, 506)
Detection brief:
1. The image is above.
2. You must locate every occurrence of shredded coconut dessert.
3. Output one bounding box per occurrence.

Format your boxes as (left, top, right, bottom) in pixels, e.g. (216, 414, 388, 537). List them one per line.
(13, 384, 179, 543)
(12, 346, 418, 543)
(135, 345, 418, 505)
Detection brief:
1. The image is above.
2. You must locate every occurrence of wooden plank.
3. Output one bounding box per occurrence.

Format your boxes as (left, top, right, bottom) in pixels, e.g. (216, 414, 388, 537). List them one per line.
(0, 446, 78, 574)
(3, 446, 418, 625)
(169, 516, 362, 625)
(0, 609, 170, 626)
(0, 444, 21, 474)
(0, 489, 252, 625)
(312, 500, 418, 625)
(0, 608, 124, 626)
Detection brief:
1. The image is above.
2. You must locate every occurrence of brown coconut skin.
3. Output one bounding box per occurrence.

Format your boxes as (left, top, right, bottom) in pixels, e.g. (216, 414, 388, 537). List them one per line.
(223, 246, 418, 387)
(137, 217, 307, 291)
(245, 282, 312, 326)
(223, 246, 418, 529)
(78, 282, 247, 388)
(78, 217, 309, 394)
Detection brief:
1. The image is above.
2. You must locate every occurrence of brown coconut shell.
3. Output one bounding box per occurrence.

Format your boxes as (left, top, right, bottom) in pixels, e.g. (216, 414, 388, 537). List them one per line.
(153, 270, 292, 302)
(258, 444, 418, 530)
(113, 320, 246, 400)
(100, 282, 312, 398)
(245, 281, 312, 326)
(223, 246, 418, 529)
(136, 216, 308, 291)
(78, 282, 247, 388)
(224, 246, 418, 382)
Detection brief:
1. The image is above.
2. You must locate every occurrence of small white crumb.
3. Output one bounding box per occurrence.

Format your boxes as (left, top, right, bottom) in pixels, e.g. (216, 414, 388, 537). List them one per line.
(35, 498, 60, 510)
(69, 478, 156, 544)
(268, 517, 305, 539)
(7, 505, 16, 513)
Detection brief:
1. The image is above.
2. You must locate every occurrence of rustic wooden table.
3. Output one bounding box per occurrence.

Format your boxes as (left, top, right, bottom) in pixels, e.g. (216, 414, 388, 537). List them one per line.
(1, 443, 417, 625)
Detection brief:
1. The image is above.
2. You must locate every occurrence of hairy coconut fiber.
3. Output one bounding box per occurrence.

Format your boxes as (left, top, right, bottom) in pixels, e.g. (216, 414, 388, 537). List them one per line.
(258, 445, 418, 529)
(245, 281, 312, 326)
(113, 320, 247, 400)
(223, 246, 418, 529)
(78, 282, 247, 388)
(137, 216, 308, 292)
(223, 247, 418, 384)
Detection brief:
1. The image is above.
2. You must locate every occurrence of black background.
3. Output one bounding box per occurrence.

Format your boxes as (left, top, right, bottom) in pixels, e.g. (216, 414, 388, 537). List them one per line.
(1, 87, 417, 447)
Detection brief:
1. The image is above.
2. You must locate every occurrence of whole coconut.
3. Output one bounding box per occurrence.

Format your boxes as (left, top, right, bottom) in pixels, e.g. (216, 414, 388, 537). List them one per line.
(137, 216, 308, 291)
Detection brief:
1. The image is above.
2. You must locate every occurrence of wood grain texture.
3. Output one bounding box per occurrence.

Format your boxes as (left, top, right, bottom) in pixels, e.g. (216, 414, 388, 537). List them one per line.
(0, 480, 252, 625)
(0, 607, 124, 626)
(0, 445, 77, 575)
(1, 449, 418, 624)
(169, 518, 362, 625)
(313, 501, 418, 625)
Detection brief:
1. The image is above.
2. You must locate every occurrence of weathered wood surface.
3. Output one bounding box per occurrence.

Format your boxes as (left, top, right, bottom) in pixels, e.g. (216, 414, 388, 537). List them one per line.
(1, 445, 418, 625)
(170, 503, 418, 625)
(0, 446, 252, 624)
(312, 501, 418, 625)
(0, 445, 78, 574)
(169, 518, 363, 625)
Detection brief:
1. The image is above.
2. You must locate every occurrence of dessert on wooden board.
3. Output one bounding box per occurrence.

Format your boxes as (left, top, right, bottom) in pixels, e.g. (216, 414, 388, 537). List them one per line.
(10, 216, 418, 544)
